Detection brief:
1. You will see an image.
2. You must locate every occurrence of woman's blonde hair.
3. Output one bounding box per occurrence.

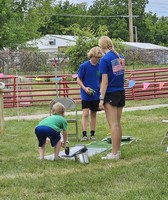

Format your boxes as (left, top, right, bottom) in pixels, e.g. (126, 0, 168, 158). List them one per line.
(87, 46, 103, 59)
(98, 36, 114, 50)
(99, 36, 120, 57)
(52, 102, 65, 115)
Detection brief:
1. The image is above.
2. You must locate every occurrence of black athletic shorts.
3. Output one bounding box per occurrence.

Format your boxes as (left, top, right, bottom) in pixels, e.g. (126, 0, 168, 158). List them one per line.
(104, 90, 125, 107)
(82, 100, 100, 112)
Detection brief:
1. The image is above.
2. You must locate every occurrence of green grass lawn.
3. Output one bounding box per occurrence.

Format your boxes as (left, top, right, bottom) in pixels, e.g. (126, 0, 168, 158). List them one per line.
(1, 104, 168, 200)
(3, 98, 168, 117)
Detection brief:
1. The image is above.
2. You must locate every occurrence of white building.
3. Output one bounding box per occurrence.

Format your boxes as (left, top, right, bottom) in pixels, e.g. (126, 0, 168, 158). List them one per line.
(27, 34, 77, 53)
(122, 42, 168, 64)
(123, 42, 168, 50)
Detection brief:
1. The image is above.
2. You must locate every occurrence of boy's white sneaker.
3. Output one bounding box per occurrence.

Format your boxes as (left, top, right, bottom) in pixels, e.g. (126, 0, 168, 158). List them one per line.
(101, 152, 120, 160)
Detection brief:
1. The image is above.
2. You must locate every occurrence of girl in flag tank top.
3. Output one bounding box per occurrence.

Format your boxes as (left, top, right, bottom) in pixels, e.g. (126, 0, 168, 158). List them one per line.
(98, 36, 125, 160)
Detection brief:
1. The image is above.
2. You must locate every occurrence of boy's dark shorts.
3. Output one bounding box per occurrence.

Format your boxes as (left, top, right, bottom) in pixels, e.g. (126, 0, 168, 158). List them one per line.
(35, 126, 61, 147)
(104, 90, 125, 107)
(82, 100, 100, 112)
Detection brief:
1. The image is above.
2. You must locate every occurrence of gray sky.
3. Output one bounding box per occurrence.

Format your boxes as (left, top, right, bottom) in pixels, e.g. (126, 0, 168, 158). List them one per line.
(145, 0, 168, 17)
(66, 0, 168, 17)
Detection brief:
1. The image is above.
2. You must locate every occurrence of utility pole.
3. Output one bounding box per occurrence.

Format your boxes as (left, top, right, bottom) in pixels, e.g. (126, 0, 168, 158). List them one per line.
(133, 26, 138, 42)
(128, 0, 134, 42)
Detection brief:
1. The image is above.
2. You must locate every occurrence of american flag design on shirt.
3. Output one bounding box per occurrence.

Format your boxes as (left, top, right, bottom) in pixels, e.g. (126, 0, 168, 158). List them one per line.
(111, 58, 124, 76)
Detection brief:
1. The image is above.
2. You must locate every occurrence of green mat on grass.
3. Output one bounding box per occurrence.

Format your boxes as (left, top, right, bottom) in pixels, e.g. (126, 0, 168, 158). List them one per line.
(87, 140, 112, 149)
(86, 136, 137, 149)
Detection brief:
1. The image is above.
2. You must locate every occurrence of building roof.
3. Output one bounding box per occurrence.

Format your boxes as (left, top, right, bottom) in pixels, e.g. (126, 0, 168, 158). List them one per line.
(27, 34, 77, 52)
(123, 42, 168, 50)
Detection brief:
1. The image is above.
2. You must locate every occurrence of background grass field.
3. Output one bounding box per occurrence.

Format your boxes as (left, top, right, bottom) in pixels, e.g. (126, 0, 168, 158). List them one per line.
(1, 99, 168, 200)
(3, 98, 168, 117)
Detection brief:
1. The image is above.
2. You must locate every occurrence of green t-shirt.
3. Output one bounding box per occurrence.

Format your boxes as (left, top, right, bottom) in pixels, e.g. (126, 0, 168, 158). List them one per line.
(37, 114, 67, 132)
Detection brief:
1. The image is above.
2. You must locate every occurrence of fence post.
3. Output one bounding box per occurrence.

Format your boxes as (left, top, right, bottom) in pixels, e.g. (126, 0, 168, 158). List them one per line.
(0, 89, 5, 134)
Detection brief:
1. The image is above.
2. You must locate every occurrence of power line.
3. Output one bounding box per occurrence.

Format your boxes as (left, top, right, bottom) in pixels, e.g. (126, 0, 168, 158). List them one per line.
(55, 13, 139, 18)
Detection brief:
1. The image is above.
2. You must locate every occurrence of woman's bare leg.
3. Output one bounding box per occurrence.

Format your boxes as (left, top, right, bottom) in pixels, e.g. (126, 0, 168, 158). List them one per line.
(104, 103, 123, 155)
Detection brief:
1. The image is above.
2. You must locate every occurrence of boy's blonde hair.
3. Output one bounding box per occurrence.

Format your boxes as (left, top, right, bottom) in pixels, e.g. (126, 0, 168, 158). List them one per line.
(98, 36, 114, 50)
(87, 46, 103, 59)
(52, 102, 65, 115)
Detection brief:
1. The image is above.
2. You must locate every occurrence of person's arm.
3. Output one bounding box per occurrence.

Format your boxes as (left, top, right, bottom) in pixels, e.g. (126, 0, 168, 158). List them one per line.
(99, 74, 108, 109)
(100, 74, 108, 99)
(61, 130, 68, 148)
(77, 77, 86, 91)
(77, 77, 90, 94)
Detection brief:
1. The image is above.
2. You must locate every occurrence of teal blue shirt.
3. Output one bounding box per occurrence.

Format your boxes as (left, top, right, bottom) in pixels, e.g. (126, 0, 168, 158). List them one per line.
(37, 114, 67, 132)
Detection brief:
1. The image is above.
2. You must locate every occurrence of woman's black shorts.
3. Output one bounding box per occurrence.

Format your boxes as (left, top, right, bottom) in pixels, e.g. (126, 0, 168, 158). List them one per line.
(104, 90, 125, 107)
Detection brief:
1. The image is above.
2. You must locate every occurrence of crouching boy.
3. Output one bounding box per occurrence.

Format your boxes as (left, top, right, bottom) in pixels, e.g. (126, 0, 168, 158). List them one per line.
(35, 102, 68, 160)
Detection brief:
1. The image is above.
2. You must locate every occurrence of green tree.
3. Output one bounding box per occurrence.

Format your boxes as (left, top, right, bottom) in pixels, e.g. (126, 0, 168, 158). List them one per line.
(0, 0, 53, 49)
(88, 0, 149, 41)
(64, 24, 98, 73)
(135, 12, 158, 43)
(65, 24, 125, 73)
(41, 1, 89, 35)
(155, 17, 168, 46)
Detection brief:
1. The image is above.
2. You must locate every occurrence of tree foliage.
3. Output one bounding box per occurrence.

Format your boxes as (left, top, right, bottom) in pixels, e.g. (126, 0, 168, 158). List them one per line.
(64, 24, 100, 73)
(0, 0, 167, 74)
(65, 24, 126, 73)
(0, 0, 53, 49)
(0, 0, 167, 49)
